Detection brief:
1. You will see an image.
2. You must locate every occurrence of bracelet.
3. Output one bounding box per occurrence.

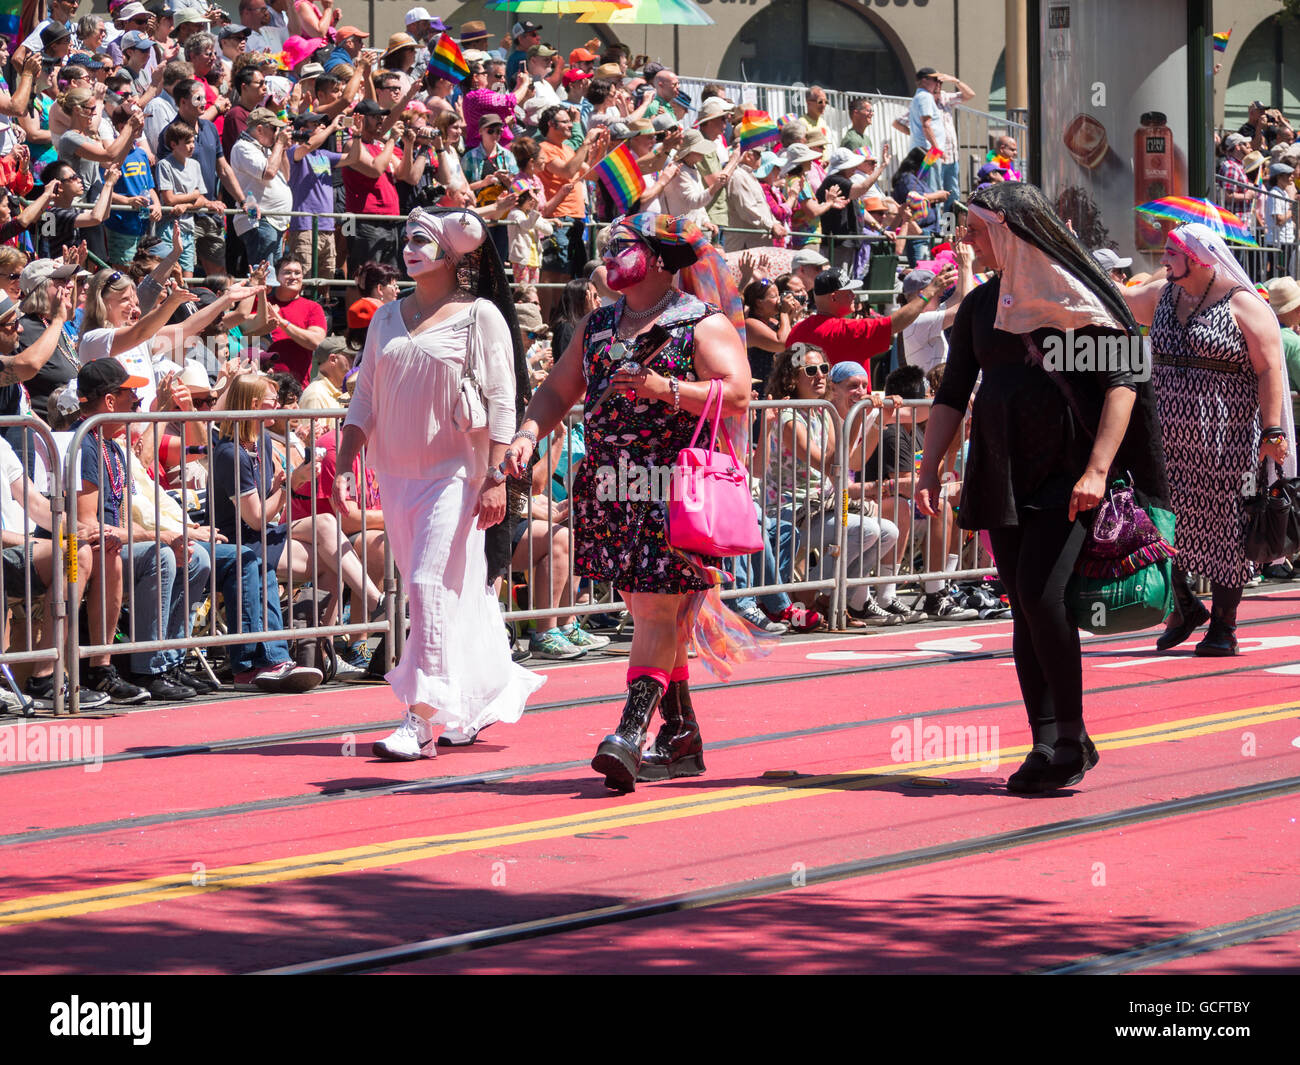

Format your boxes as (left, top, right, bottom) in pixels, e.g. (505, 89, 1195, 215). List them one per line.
(511, 428, 538, 447)
(1263, 426, 1284, 438)
(919, 293, 932, 305)
(669, 378, 680, 409)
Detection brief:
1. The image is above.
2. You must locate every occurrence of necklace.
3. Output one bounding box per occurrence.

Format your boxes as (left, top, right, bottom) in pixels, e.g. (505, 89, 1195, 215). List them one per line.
(95, 430, 125, 500)
(407, 291, 459, 325)
(616, 289, 677, 338)
(1180, 267, 1218, 322)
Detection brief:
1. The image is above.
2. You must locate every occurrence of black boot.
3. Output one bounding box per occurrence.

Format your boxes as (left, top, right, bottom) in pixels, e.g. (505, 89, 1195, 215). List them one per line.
(1156, 570, 1210, 651)
(637, 680, 706, 782)
(1194, 583, 1242, 657)
(591, 676, 665, 792)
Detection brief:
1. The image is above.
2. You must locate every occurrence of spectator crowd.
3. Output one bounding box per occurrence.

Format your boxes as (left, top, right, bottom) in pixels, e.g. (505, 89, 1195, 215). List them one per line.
(0, 3, 1295, 708)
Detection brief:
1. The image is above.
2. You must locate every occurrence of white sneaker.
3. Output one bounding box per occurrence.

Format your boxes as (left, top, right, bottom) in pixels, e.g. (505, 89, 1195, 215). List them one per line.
(563, 624, 611, 650)
(438, 721, 495, 747)
(372, 710, 436, 761)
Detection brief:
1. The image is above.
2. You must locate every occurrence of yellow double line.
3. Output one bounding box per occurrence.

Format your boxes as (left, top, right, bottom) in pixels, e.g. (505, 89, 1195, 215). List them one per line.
(2, 700, 1296, 928)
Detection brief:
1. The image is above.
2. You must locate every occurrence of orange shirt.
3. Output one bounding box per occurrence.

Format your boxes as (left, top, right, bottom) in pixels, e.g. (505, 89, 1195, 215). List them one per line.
(538, 139, 586, 218)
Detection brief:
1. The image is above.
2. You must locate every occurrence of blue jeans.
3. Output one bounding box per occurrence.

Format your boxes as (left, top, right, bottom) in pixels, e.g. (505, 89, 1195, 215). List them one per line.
(758, 510, 795, 615)
(938, 161, 960, 209)
(211, 542, 291, 673)
(240, 220, 284, 272)
(123, 541, 211, 675)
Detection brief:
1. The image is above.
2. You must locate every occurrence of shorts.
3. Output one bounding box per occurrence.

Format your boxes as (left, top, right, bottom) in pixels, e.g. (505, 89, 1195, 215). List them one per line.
(194, 212, 226, 260)
(153, 228, 196, 272)
(105, 227, 145, 264)
(541, 217, 586, 277)
(2, 545, 46, 600)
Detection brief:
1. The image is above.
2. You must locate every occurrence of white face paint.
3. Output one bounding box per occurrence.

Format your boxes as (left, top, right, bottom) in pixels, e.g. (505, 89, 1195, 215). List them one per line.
(403, 232, 443, 276)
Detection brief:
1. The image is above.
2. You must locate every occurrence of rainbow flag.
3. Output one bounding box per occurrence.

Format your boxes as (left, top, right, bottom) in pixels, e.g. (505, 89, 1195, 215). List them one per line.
(1213, 29, 1231, 52)
(593, 142, 645, 215)
(426, 32, 470, 84)
(736, 110, 779, 152)
(919, 146, 943, 173)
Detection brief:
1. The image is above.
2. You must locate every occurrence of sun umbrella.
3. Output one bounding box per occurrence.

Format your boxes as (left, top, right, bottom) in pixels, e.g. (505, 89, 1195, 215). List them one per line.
(577, 0, 714, 26)
(1134, 196, 1258, 246)
(485, 1, 631, 12)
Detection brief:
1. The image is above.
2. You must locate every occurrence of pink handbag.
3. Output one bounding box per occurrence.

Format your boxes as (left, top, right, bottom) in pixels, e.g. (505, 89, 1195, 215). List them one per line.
(668, 380, 764, 557)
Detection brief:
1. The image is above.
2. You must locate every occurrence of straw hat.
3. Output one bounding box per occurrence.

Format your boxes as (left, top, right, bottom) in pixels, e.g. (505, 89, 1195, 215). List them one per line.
(1265, 276, 1300, 317)
(382, 32, 418, 60)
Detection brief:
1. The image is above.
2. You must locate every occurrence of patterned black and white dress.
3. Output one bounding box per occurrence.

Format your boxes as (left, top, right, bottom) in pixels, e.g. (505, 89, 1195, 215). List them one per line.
(1150, 283, 1259, 587)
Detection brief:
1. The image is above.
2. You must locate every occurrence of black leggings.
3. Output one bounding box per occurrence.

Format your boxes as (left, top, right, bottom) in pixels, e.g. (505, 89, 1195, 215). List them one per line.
(986, 508, 1088, 748)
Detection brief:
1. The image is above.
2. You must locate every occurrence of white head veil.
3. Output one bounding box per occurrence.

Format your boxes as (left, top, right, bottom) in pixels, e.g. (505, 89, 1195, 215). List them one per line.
(968, 202, 1127, 334)
(405, 207, 486, 264)
(1167, 222, 1296, 478)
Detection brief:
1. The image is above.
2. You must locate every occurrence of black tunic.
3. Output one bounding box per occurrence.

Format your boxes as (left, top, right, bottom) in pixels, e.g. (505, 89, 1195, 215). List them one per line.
(934, 277, 1168, 530)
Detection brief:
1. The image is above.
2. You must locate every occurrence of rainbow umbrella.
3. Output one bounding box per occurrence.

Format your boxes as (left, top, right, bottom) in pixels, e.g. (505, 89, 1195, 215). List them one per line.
(1134, 196, 1257, 246)
(577, 0, 714, 26)
(486, 0, 631, 12)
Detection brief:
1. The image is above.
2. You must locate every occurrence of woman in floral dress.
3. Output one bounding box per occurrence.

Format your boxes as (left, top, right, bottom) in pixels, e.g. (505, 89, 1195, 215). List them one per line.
(506, 214, 753, 792)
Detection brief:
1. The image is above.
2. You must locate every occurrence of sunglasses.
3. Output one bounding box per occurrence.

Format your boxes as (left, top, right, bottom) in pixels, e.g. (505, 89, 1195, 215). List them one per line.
(801, 364, 828, 378)
(2, 271, 21, 280)
(115, 389, 141, 410)
(193, 396, 215, 409)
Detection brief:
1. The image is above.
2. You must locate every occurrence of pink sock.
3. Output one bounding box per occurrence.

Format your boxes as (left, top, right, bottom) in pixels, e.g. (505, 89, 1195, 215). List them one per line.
(628, 667, 670, 693)
(669, 665, 689, 683)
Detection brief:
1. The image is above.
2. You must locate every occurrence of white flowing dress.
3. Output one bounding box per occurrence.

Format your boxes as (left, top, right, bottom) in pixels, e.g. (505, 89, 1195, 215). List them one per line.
(345, 298, 545, 732)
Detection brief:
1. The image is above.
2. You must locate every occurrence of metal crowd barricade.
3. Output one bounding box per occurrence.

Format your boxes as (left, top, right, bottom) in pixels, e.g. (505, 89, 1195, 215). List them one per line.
(1211, 173, 1296, 283)
(0, 416, 69, 715)
(62, 408, 394, 714)
(499, 398, 847, 632)
(835, 397, 997, 630)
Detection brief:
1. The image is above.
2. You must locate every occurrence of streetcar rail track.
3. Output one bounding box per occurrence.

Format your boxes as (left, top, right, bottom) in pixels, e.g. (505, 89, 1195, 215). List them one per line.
(251, 774, 1300, 974)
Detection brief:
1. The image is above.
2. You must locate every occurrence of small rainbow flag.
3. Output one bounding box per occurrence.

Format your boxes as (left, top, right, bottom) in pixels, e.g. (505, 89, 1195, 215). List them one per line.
(593, 142, 646, 215)
(736, 110, 779, 153)
(920, 146, 943, 173)
(1213, 29, 1231, 52)
(426, 32, 470, 84)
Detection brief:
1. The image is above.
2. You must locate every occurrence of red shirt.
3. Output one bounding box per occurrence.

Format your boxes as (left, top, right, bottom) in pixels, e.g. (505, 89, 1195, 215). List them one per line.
(343, 140, 403, 216)
(786, 312, 892, 383)
(290, 428, 382, 523)
(264, 292, 327, 385)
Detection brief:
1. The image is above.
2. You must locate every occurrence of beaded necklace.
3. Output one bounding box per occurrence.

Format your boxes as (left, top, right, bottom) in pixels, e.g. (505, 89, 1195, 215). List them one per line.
(95, 429, 125, 500)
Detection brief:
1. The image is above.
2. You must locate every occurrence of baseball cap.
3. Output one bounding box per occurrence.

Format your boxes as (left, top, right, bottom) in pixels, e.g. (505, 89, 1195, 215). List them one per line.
(1269, 162, 1295, 177)
(0, 296, 17, 325)
(791, 249, 829, 269)
(813, 269, 862, 297)
(219, 25, 251, 40)
(68, 52, 105, 70)
(828, 361, 869, 384)
(651, 112, 679, 134)
(247, 106, 286, 127)
(901, 269, 936, 300)
(528, 44, 558, 59)
(512, 20, 542, 37)
(347, 297, 381, 330)
(335, 25, 368, 40)
(563, 68, 592, 86)
(291, 110, 328, 127)
(1091, 248, 1133, 272)
(1223, 132, 1249, 149)
(478, 112, 504, 132)
(353, 98, 389, 118)
(977, 161, 1009, 181)
(916, 66, 938, 79)
(121, 29, 153, 51)
(569, 46, 598, 63)
(78, 359, 150, 404)
(405, 7, 432, 26)
(19, 258, 78, 297)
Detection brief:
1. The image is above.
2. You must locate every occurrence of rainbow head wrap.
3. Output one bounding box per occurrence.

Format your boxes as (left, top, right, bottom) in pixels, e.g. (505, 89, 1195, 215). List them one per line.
(608, 213, 746, 345)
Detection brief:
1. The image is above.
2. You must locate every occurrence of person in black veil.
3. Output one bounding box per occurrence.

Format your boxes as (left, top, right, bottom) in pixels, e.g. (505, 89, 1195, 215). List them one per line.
(335, 207, 544, 761)
(917, 182, 1169, 793)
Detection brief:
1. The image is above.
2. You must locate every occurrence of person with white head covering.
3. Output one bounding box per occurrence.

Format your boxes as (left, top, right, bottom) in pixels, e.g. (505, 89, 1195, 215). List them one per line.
(917, 182, 1171, 794)
(334, 207, 545, 760)
(1122, 221, 1294, 658)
